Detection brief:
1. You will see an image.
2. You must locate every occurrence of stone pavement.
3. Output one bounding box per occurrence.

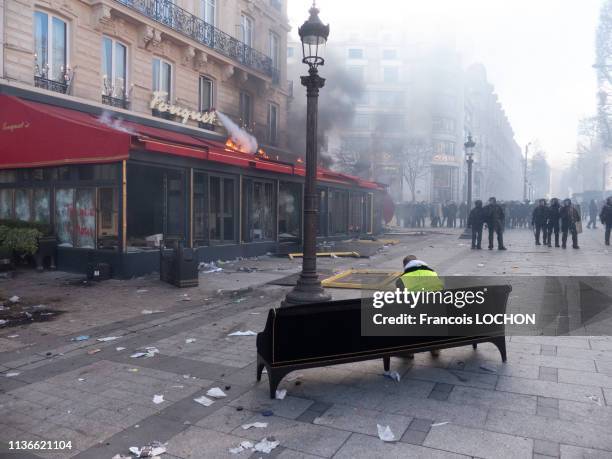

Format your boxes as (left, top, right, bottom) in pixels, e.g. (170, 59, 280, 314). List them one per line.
(0, 227, 611, 458)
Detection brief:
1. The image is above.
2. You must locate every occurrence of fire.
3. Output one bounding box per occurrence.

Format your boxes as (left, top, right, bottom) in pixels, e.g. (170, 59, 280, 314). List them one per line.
(256, 148, 270, 159)
(225, 138, 237, 149)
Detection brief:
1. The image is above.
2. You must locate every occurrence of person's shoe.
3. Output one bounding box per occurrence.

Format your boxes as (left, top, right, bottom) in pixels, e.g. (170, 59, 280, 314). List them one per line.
(562, 244, 566, 249)
(535, 241, 541, 245)
(573, 245, 580, 249)
(488, 246, 493, 250)
(547, 243, 552, 248)
(430, 349, 440, 357)
(606, 241, 610, 246)
(471, 245, 476, 249)
(498, 246, 507, 250)
(555, 243, 560, 248)
(476, 245, 482, 250)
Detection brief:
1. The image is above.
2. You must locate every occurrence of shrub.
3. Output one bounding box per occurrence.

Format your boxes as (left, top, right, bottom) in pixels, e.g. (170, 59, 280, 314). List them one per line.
(0, 226, 43, 255)
(0, 219, 53, 236)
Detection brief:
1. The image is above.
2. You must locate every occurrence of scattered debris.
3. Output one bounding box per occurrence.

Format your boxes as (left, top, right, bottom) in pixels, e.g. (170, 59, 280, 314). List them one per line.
(206, 387, 227, 398)
(5, 371, 20, 377)
(225, 385, 231, 390)
(479, 365, 497, 373)
(229, 440, 254, 454)
(587, 395, 603, 405)
(377, 424, 396, 442)
(116, 347, 126, 351)
(477, 263, 485, 267)
(71, 335, 90, 342)
(193, 395, 214, 407)
(261, 410, 274, 417)
(111, 454, 132, 459)
(234, 298, 246, 303)
(128, 441, 167, 457)
(87, 349, 101, 355)
(254, 438, 280, 454)
(275, 389, 287, 400)
(0, 319, 6, 326)
(250, 312, 261, 315)
(241, 422, 268, 430)
(136, 289, 148, 293)
(9, 295, 20, 303)
(141, 309, 163, 315)
(180, 294, 192, 301)
(237, 267, 258, 273)
(153, 394, 164, 404)
(97, 336, 120, 342)
(130, 347, 159, 358)
(7, 334, 18, 338)
(78, 378, 85, 382)
(383, 370, 401, 382)
(199, 262, 223, 273)
(228, 330, 257, 336)
(128, 368, 139, 373)
(431, 421, 449, 427)
(185, 338, 196, 344)
(236, 406, 244, 411)
(286, 373, 303, 382)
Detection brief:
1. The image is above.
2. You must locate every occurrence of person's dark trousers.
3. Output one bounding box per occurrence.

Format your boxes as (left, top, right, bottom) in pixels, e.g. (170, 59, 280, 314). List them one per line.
(488, 224, 504, 249)
(547, 223, 560, 247)
(562, 227, 578, 248)
(606, 223, 612, 245)
(587, 216, 597, 229)
(535, 223, 545, 244)
(471, 225, 483, 249)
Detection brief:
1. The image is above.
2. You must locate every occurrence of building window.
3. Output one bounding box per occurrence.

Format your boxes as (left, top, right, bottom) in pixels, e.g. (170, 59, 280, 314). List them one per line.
(201, 0, 216, 25)
(329, 190, 349, 235)
(287, 46, 295, 58)
(239, 91, 252, 127)
(97, 187, 119, 249)
(55, 188, 96, 248)
(349, 193, 364, 233)
(242, 178, 275, 242)
(0, 188, 51, 223)
(34, 11, 68, 85)
(241, 14, 254, 47)
(269, 31, 280, 70)
(198, 76, 213, 112)
(376, 91, 403, 106)
(383, 66, 399, 83)
(101, 37, 128, 106)
(382, 49, 397, 60)
(152, 58, 172, 118)
(279, 181, 301, 240)
(432, 117, 456, 134)
(267, 103, 278, 145)
(348, 48, 363, 59)
(434, 141, 456, 156)
(209, 175, 235, 242)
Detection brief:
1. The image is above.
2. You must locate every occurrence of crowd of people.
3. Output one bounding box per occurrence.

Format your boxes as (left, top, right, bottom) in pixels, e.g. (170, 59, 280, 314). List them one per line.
(397, 196, 612, 249)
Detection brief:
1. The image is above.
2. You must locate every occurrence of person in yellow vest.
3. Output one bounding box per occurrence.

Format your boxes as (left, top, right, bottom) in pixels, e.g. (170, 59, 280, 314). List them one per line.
(395, 255, 444, 357)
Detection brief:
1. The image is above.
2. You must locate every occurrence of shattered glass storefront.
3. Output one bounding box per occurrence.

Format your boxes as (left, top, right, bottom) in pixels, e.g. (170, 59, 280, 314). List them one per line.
(278, 181, 302, 241)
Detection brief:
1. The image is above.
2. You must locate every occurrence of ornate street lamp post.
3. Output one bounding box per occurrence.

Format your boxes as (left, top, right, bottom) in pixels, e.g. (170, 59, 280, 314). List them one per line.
(459, 133, 476, 239)
(282, 3, 331, 306)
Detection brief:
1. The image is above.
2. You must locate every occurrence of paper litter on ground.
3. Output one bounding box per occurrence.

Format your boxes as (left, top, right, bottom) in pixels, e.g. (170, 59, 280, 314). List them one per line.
(229, 441, 254, 454)
(193, 395, 214, 406)
(431, 421, 449, 427)
(275, 389, 287, 400)
(71, 335, 90, 341)
(87, 348, 101, 355)
(116, 347, 126, 351)
(377, 424, 396, 442)
(227, 330, 257, 336)
(136, 289, 148, 293)
(241, 422, 268, 430)
(383, 370, 401, 382)
(5, 371, 20, 377)
(7, 335, 18, 338)
(141, 309, 163, 315)
(254, 438, 280, 454)
(128, 442, 167, 457)
(153, 394, 164, 404)
(0, 319, 6, 326)
(9, 295, 20, 303)
(206, 387, 227, 398)
(131, 347, 159, 358)
(185, 338, 196, 343)
(97, 336, 120, 342)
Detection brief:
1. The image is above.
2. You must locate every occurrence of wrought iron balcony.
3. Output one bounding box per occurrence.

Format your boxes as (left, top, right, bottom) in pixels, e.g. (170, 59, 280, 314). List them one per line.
(102, 95, 130, 109)
(34, 76, 68, 94)
(115, 0, 279, 81)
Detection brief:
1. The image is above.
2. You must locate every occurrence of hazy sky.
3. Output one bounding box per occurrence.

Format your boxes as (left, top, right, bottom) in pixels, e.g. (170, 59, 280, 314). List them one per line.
(288, 0, 602, 166)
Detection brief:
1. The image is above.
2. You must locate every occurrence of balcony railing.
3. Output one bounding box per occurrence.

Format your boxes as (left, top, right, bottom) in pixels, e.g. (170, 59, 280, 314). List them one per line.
(102, 95, 130, 109)
(115, 0, 279, 81)
(34, 76, 68, 94)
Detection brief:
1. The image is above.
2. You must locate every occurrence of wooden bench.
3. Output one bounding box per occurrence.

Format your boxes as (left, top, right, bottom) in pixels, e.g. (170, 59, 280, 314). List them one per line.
(256, 285, 511, 398)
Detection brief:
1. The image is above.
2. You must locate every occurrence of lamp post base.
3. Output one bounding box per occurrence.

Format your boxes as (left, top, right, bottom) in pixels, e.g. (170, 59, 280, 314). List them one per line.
(281, 274, 331, 307)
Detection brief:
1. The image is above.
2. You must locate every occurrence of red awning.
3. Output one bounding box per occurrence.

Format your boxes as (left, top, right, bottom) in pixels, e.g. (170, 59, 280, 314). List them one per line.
(0, 95, 132, 168)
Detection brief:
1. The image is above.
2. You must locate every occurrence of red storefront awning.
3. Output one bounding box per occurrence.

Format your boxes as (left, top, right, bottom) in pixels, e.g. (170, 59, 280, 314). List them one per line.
(0, 95, 132, 168)
(0, 95, 386, 191)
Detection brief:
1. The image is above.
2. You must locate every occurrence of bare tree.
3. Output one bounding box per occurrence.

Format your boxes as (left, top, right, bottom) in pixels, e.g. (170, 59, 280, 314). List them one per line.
(394, 138, 433, 202)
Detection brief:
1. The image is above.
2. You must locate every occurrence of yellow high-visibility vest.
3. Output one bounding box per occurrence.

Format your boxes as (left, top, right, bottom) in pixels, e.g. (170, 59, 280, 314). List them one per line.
(399, 269, 444, 291)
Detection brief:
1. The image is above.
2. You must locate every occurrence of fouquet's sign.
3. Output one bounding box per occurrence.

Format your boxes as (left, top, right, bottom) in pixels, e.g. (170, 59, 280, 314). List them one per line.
(150, 92, 217, 126)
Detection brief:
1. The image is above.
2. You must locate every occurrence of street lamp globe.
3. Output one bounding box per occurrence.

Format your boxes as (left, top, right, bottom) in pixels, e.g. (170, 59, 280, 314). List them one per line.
(464, 133, 476, 161)
(298, 2, 330, 70)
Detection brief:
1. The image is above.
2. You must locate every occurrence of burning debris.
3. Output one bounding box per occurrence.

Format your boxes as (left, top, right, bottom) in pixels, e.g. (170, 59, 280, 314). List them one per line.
(216, 111, 258, 154)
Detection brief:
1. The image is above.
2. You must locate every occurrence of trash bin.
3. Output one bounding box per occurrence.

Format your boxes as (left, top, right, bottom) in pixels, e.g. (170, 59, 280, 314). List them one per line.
(159, 240, 198, 288)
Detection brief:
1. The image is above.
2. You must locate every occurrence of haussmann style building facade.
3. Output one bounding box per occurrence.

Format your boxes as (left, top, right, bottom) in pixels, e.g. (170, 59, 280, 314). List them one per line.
(0, 0, 387, 277)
